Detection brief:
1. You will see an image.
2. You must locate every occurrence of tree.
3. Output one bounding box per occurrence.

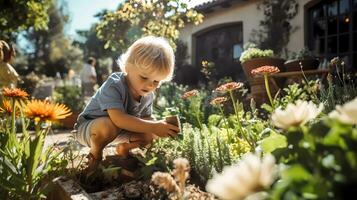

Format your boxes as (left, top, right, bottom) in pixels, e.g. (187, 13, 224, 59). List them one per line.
(96, 0, 204, 52)
(250, 0, 298, 57)
(0, 0, 52, 40)
(76, 24, 115, 59)
(23, 0, 83, 76)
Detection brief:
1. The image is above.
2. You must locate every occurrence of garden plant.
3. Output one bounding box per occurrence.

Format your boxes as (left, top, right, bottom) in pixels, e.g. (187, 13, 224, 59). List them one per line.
(0, 87, 70, 199)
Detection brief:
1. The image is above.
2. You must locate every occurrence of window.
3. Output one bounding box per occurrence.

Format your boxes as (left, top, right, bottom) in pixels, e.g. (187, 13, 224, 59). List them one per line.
(195, 22, 243, 80)
(308, 0, 356, 70)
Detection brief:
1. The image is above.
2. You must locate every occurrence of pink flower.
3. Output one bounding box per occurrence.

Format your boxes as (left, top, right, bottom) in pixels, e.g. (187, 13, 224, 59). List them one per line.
(210, 97, 228, 106)
(251, 65, 280, 76)
(215, 82, 243, 93)
(182, 89, 199, 100)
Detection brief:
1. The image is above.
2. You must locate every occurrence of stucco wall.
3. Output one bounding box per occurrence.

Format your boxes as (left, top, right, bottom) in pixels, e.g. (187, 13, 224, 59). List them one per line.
(179, 0, 313, 64)
(287, 0, 311, 55)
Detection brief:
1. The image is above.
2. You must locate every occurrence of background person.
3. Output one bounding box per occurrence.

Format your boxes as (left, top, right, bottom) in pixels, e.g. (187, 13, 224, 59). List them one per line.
(80, 57, 97, 97)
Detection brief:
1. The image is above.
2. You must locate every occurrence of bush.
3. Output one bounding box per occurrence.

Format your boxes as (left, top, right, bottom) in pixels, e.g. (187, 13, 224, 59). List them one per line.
(53, 85, 85, 112)
(289, 47, 314, 60)
(239, 47, 274, 63)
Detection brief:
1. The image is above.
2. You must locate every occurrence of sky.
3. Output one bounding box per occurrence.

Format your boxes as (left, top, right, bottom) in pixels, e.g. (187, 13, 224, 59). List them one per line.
(66, 0, 121, 37)
(66, 0, 210, 38)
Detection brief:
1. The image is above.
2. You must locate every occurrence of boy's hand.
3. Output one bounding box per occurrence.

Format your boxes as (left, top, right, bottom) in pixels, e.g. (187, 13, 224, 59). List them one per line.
(152, 120, 180, 138)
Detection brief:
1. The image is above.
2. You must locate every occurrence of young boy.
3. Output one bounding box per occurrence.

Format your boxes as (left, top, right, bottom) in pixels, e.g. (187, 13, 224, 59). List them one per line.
(74, 36, 180, 171)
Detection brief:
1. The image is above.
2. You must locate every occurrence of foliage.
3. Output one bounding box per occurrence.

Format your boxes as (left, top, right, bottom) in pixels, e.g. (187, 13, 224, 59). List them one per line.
(265, 110, 357, 199)
(21, 1, 83, 76)
(96, 0, 204, 51)
(262, 80, 320, 113)
(250, 0, 298, 57)
(0, 0, 52, 40)
(320, 59, 357, 112)
(289, 47, 315, 60)
(173, 40, 201, 86)
(53, 85, 85, 112)
(17, 72, 42, 95)
(150, 82, 267, 184)
(0, 88, 69, 199)
(239, 47, 274, 63)
(154, 82, 210, 128)
(76, 25, 115, 59)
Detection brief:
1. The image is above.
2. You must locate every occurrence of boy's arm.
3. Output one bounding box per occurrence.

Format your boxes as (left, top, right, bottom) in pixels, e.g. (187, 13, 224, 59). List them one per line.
(107, 108, 178, 137)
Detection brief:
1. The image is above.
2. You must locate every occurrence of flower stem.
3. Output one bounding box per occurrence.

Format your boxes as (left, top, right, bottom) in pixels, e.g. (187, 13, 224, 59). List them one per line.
(300, 64, 318, 102)
(229, 90, 240, 127)
(11, 99, 16, 135)
(195, 113, 203, 130)
(264, 74, 274, 108)
(218, 106, 232, 142)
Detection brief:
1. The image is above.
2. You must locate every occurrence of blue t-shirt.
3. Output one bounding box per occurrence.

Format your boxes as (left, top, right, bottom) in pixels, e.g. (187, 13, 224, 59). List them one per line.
(76, 72, 154, 127)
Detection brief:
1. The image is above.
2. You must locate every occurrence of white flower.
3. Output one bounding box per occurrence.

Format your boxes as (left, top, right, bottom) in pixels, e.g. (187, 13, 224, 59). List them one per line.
(271, 100, 324, 130)
(206, 153, 276, 200)
(329, 97, 357, 125)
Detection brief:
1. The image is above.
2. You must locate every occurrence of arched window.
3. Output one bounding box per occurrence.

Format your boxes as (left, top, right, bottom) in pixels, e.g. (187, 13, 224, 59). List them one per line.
(194, 22, 244, 80)
(307, 0, 356, 71)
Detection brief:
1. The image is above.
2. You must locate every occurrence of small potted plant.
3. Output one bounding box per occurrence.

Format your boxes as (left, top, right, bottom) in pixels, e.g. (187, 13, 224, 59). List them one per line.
(285, 47, 319, 72)
(53, 85, 85, 129)
(239, 44, 285, 83)
(239, 44, 285, 104)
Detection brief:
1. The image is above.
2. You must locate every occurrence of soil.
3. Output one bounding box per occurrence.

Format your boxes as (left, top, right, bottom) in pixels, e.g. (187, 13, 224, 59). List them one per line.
(75, 153, 216, 199)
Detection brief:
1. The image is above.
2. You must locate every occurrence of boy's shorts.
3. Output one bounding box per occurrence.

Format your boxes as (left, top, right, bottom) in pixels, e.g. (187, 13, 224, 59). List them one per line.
(74, 119, 131, 147)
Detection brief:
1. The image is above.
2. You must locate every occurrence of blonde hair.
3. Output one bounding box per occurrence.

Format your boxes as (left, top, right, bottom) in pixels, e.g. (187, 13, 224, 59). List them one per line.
(119, 36, 175, 82)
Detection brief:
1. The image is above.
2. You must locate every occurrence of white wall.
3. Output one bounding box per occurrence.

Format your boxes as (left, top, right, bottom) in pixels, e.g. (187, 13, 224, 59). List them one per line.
(287, 0, 312, 54)
(179, 0, 313, 64)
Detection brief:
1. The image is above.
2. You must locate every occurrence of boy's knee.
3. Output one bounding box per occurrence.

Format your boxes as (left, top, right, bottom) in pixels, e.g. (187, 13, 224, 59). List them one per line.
(91, 117, 119, 138)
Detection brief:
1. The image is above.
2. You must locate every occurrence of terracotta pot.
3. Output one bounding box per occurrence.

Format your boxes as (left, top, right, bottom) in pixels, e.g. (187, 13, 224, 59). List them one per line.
(241, 57, 285, 105)
(60, 111, 79, 129)
(284, 59, 320, 72)
(241, 57, 286, 84)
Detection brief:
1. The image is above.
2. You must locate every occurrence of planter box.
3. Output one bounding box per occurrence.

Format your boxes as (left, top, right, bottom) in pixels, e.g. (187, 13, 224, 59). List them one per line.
(48, 176, 93, 200)
(284, 59, 319, 72)
(48, 169, 135, 200)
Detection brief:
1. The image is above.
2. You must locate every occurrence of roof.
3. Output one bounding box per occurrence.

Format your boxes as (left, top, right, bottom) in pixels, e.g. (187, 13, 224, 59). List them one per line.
(195, 0, 247, 13)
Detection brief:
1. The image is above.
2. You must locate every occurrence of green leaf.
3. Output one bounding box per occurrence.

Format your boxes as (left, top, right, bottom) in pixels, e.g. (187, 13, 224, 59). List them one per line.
(27, 132, 45, 179)
(260, 131, 287, 153)
(282, 164, 312, 181)
(145, 157, 158, 166)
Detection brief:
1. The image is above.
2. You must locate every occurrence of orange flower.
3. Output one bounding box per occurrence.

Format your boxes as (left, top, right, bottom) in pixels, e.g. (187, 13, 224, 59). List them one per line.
(24, 99, 72, 123)
(215, 82, 243, 93)
(0, 100, 13, 115)
(210, 97, 228, 106)
(2, 87, 29, 100)
(182, 90, 199, 99)
(251, 66, 280, 76)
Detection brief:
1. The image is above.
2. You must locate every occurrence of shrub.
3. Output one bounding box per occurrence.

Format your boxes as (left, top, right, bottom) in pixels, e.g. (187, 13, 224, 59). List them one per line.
(239, 47, 274, 63)
(289, 47, 314, 60)
(53, 85, 85, 112)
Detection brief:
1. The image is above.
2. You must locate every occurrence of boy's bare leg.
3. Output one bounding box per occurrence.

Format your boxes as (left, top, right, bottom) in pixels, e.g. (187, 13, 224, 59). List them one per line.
(116, 132, 154, 157)
(89, 117, 120, 160)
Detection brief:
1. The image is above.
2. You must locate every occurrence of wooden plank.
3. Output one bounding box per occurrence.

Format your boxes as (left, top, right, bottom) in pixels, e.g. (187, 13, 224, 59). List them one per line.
(271, 69, 330, 78)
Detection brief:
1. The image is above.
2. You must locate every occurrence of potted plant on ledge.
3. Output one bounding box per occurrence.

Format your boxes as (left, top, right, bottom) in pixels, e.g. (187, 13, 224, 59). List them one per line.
(285, 47, 320, 72)
(239, 46, 285, 104)
(240, 46, 285, 80)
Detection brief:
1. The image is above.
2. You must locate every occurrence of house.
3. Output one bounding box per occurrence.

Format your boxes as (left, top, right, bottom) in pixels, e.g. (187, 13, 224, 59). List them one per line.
(179, 0, 355, 82)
